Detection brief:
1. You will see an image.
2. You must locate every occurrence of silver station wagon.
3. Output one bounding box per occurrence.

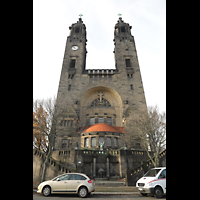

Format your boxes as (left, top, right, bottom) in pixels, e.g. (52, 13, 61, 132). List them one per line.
(37, 173, 95, 198)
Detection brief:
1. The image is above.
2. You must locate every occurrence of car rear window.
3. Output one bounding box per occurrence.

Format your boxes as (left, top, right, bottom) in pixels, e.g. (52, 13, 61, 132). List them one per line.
(85, 174, 92, 180)
(81, 176, 87, 180)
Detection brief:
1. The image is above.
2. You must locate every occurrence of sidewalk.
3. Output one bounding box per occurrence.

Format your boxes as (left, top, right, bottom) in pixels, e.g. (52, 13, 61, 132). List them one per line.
(95, 186, 138, 192)
(94, 186, 139, 195)
(33, 185, 140, 195)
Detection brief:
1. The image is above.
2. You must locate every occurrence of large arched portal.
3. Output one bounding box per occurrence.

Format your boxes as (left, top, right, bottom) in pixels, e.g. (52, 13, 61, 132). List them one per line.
(80, 86, 123, 128)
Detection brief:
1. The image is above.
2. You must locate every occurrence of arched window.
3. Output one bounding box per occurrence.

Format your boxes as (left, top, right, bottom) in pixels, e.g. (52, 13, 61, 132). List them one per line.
(90, 98, 111, 107)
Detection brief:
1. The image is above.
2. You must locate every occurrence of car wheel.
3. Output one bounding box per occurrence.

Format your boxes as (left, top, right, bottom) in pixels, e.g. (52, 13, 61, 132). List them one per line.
(42, 186, 51, 197)
(154, 186, 163, 198)
(141, 193, 147, 196)
(78, 186, 88, 198)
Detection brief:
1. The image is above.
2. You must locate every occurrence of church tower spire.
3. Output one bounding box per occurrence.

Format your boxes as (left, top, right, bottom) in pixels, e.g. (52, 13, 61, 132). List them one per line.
(54, 17, 88, 144)
(64, 16, 87, 74)
(113, 16, 146, 108)
(113, 16, 136, 74)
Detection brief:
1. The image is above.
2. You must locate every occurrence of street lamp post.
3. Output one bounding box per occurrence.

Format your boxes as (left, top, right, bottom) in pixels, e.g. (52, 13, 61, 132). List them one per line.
(124, 143, 129, 169)
(124, 143, 129, 186)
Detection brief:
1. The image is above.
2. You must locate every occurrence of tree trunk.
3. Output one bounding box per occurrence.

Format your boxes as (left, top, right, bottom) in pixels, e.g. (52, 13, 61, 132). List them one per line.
(41, 129, 56, 182)
(41, 150, 51, 182)
(154, 151, 160, 168)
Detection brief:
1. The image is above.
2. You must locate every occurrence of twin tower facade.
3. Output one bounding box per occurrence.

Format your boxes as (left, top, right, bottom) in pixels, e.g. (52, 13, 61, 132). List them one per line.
(52, 17, 147, 155)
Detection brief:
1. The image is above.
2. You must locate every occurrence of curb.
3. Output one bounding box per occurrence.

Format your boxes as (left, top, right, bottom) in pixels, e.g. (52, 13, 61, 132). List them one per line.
(33, 189, 140, 195)
(92, 192, 140, 195)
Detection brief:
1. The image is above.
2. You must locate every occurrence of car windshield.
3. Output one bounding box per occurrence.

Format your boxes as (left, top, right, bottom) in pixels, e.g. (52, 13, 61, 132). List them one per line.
(144, 169, 161, 177)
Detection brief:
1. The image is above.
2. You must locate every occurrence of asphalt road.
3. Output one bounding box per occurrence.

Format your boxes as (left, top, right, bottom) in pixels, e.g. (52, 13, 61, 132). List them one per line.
(33, 192, 166, 200)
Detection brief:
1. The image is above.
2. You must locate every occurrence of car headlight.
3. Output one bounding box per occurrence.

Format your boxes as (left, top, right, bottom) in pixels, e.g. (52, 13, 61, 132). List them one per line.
(146, 182, 152, 186)
(38, 182, 45, 189)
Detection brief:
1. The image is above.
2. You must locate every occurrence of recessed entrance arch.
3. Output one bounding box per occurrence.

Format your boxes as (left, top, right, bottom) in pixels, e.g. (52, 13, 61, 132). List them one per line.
(80, 86, 123, 127)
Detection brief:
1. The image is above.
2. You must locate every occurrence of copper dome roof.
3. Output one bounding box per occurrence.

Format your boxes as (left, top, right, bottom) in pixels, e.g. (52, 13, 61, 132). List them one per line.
(82, 123, 122, 133)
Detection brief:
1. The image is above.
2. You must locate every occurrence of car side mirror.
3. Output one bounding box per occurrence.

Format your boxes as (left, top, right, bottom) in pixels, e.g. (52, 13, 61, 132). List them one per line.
(57, 178, 60, 181)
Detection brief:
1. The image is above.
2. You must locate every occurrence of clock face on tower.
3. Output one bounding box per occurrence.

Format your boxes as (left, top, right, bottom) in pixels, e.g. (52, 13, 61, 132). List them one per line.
(71, 45, 78, 51)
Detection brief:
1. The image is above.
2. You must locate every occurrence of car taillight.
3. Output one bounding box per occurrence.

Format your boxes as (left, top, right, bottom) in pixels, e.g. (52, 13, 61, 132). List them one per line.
(88, 179, 92, 183)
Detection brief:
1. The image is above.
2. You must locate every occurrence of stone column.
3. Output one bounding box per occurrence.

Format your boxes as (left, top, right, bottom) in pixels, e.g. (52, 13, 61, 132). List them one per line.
(96, 136, 99, 149)
(106, 157, 109, 178)
(95, 113, 98, 124)
(103, 113, 107, 123)
(119, 150, 122, 178)
(86, 114, 90, 126)
(89, 136, 91, 148)
(93, 157, 96, 178)
(112, 114, 116, 126)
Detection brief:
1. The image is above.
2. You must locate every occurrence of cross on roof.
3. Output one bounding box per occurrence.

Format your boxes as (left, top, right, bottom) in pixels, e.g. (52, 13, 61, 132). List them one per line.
(118, 13, 122, 18)
(79, 14, 83, 18)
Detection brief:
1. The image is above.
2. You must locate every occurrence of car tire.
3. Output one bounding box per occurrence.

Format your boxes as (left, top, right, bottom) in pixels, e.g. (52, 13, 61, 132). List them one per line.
(154, 186, 163, 198)
(78, 186, 88, 198)
(42, 186, 51, 197)
(141, 193, 147, 196)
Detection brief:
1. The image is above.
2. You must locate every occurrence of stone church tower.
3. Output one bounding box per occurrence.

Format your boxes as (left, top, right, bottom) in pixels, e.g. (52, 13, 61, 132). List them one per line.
(51, 17, 147, 175)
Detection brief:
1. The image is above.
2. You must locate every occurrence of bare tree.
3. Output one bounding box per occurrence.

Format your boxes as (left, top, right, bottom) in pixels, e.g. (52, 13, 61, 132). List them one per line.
(33, 97, 56, 182)
(33, 105, 48, 152)
(124, 105, 166, 167)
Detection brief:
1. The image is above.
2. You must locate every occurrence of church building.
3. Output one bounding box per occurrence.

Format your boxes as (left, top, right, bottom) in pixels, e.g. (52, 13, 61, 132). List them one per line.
(51, 16, 148, 178)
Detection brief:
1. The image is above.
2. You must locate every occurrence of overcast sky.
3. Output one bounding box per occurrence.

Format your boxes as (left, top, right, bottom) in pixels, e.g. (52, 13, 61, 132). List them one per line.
(33, 0, 166, 113)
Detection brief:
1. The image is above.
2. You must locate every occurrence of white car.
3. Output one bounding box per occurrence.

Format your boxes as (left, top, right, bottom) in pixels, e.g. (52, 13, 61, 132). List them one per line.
(37, 173, 95, 198)
(136, 167, 166, 198)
